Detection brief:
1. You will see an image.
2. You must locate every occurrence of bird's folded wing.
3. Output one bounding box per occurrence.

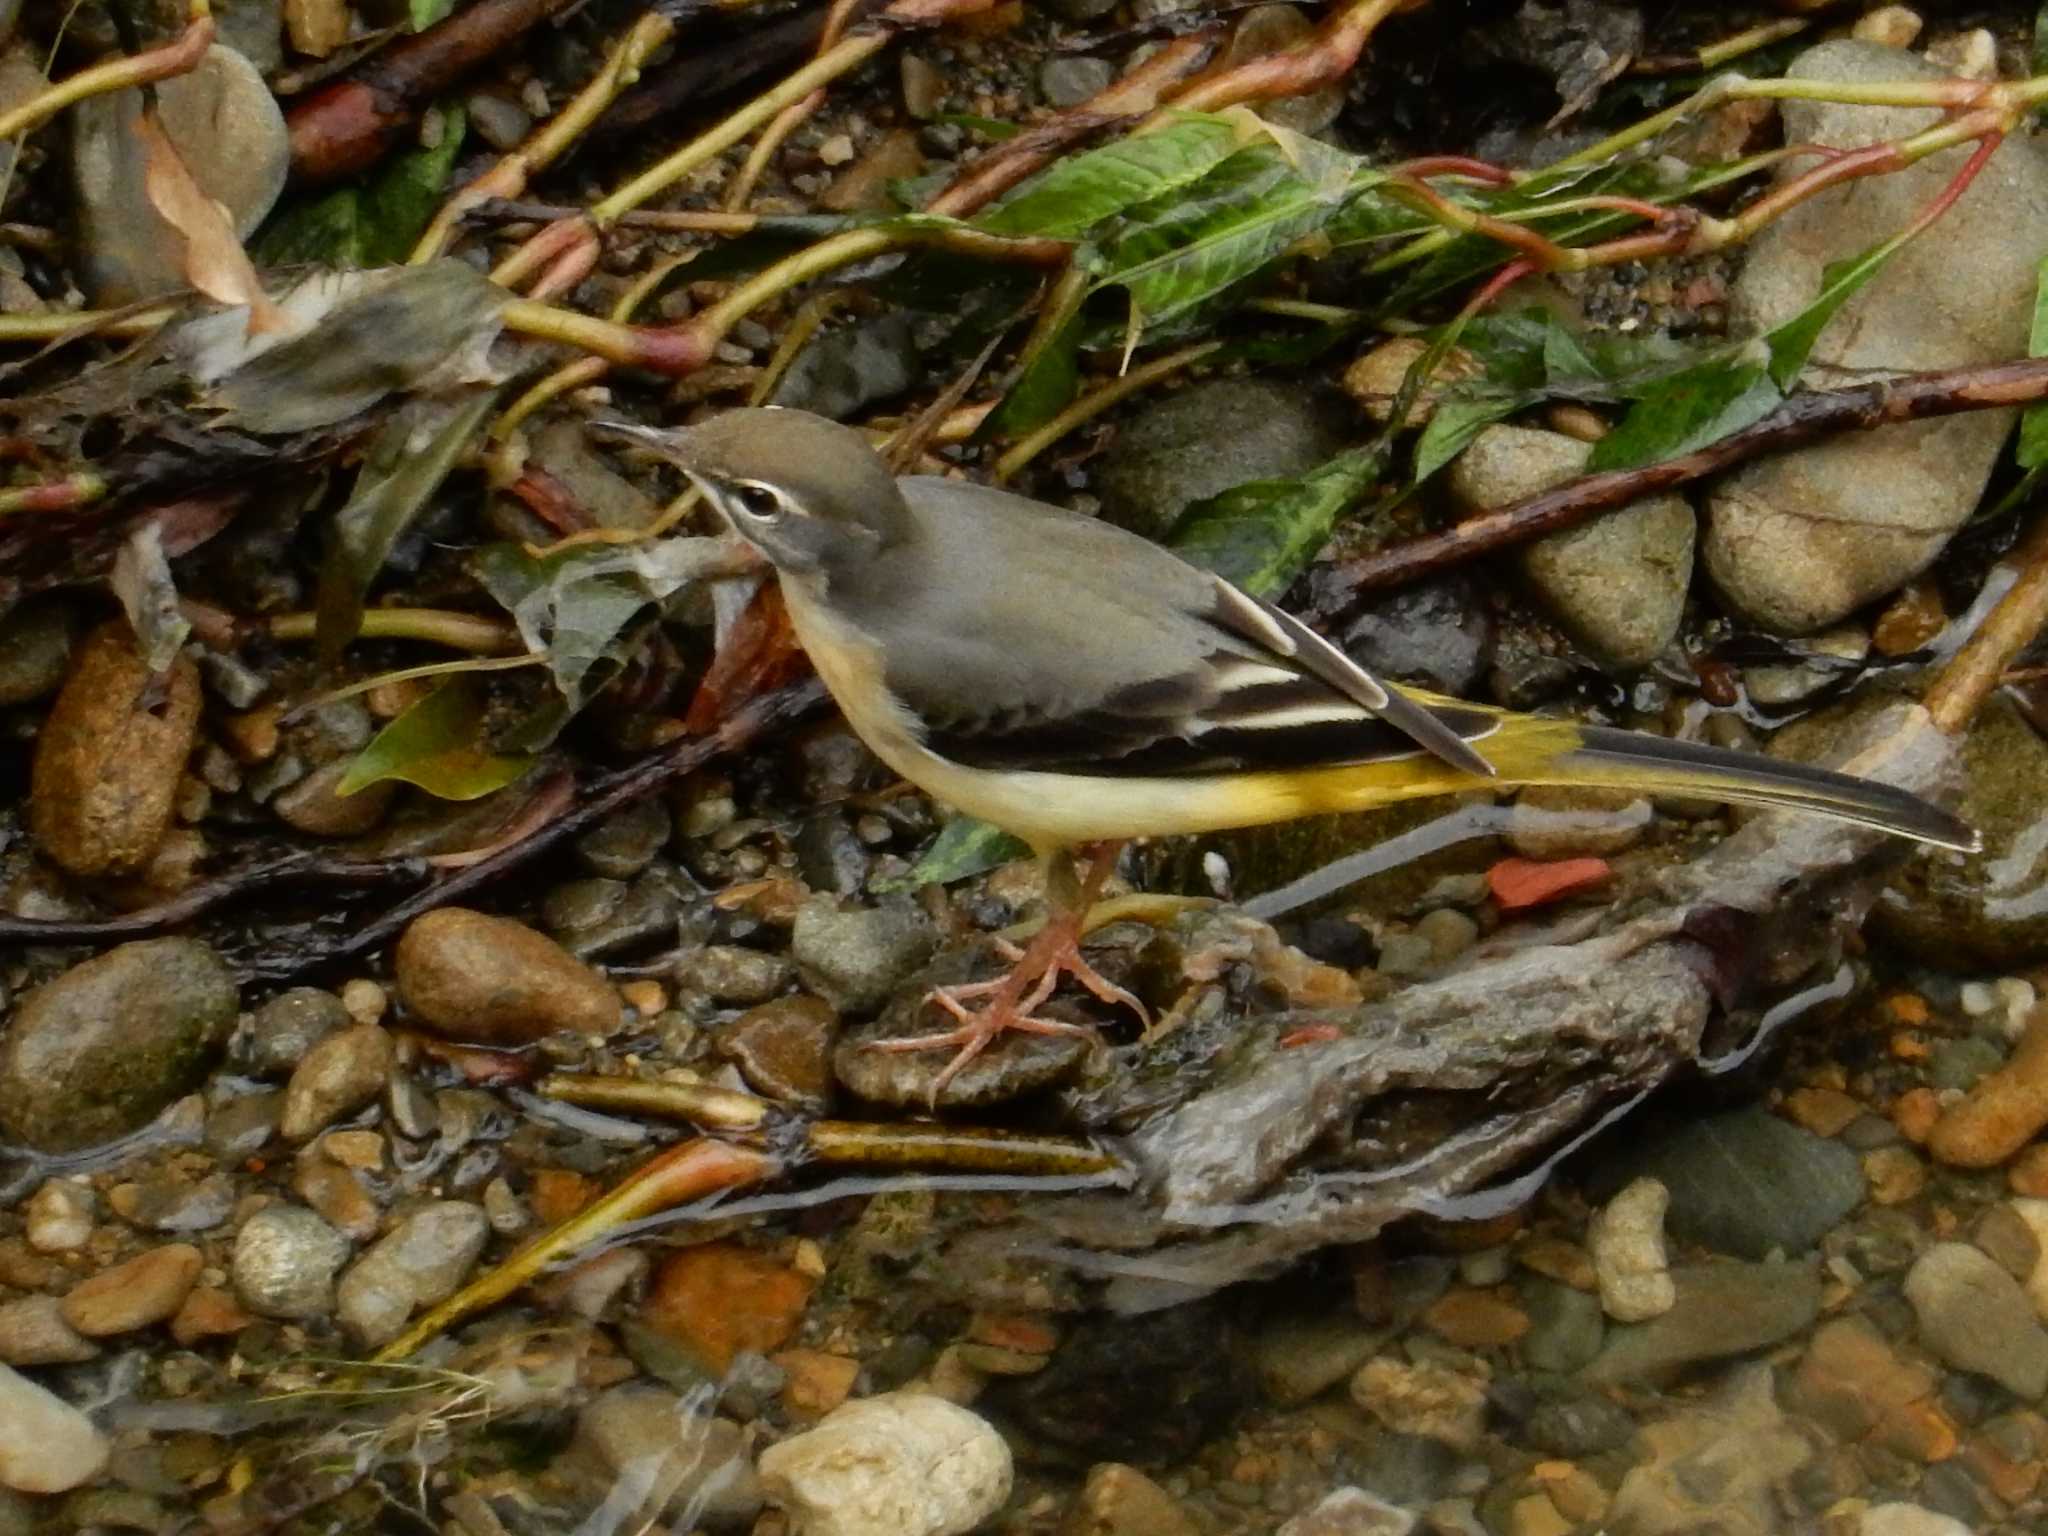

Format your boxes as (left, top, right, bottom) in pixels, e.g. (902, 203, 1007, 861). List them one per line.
(905, 576, 1502, 781)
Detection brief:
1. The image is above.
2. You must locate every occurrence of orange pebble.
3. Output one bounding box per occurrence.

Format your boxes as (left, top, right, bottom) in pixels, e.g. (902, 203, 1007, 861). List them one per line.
(1892, 1087, 1942, 1144)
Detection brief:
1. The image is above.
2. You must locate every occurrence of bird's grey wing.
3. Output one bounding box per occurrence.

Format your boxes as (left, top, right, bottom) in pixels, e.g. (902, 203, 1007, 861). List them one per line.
(874, 481, 1500, 778)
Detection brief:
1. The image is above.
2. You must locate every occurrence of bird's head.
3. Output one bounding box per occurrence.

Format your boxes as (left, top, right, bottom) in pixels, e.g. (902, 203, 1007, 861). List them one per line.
(594, 407, 911, 578)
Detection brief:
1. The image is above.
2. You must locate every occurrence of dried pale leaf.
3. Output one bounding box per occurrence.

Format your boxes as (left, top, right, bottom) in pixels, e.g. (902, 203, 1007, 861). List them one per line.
(135, 110, 287, 334)
(109, 522, 190, 675)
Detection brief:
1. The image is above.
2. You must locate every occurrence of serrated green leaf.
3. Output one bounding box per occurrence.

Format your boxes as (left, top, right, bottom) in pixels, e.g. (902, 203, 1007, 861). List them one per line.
(1763, 228, 1908, 389)
(315, 388, 498, 663)
(337, 678, 530, 801)
(985, 307, 1080, 438)
(876, 817, 1031, 891)
(977, 114, 1244, 238)
(1168, 445, 1385, 597)
(1412, 392, 1525, 485)
(2019, 253, 2048, 470)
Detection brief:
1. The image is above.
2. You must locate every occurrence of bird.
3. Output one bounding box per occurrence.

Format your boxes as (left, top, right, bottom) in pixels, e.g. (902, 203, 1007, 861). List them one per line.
(598, 406, 1977, 1100)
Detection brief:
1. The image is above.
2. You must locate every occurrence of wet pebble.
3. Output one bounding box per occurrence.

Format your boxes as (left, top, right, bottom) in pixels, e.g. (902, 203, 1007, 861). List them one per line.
(273, 760, 395, 837)
(1276, 1488, 1416, 1536)
(108, 1171, 235, 1233)
(232, 1205, 351, 1320)
(1928, 1006, 2048, 1167)
(1581, 1260, 1820, 1384)
(1040, 55, 1113, 107)
(544, 873, 681, 959)
(0, 1295, 98, 1366)
(1607, 1366, 1805, 1533)
(239, 987, 352, 1077)
(1903, 1241, 2048, 1399)
(30, 621, 202, 876)
(0, 938, 237, 1152)
(1858, 1507, 1973, 1536)
(1336, 575, 1494, 698)
(1350, 1359, 1487, 1452)
(279, 1023, 393, 1142)
(792, 896, 939, 1013)
(1508, 786, 1651, 861)
(834, 1001, 1088, 1108)
(1592, 1107, 1862, 1259)
(25, 1180, 94, 1253)
(1791, 1316, 1952, 1462)
(0, 1363, 108, 1494)
(1064, 1462, 1200, 1536)
(60, 1243, 201, 1337)
(397, 908, 623, 1044)
(642, 1242, 815, 1375)
(1519, 1278, 1604, 1375)
(560, 1387, 762, 1526)
(1250, 1312, 1389, 1407)
(677, 944, 794, 1006)
(205, 1091, 283, 1161)
(576, 799, 671, 879)
(0, 598, 74, 705)
(717, 996, 837, 1111)
(292, 1156, 380, 1242)
(1587, 1176, 1674, 1322)
(335, 1201, 489, 1348)
(1521, 1388, 1633, 1458)
(757, 1392, 1012, 1536)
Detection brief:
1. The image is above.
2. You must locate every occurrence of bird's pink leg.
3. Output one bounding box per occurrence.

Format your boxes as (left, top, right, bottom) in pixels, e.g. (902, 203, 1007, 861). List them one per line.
(864, 841, 1146, 1101)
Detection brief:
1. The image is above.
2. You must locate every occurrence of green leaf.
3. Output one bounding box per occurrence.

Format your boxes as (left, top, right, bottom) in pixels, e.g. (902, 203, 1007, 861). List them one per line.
(1763, 228, 1908, 389)
(1584, 352, 1779, 471)
(876, 817, 1031, 890)
(1412, 392, 1524, 485)
(314, 388, 498, 664)
(253, 106, 466, 269)
(359, 105, 467, 266)
(2019, 252, 2048, 469)
(411, 0, 454, 26)
(936, 113, 1022, 140)
(337, 678, 530, 801)
(977, 114, 1244, 238)
(1168, 445, 1385, 597)
(472, 544, 662, 717)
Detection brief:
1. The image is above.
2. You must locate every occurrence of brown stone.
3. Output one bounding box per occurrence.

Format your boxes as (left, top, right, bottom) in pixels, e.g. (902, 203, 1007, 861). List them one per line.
(1791, 1316, 1955, 1462)
(2013, 1144, 2048, 1197)
(1863, 1146, 1929, 1205)
(396, 908, 622, 1045)
(1783, 1086, 1863, 1137)
(774, 1348, 860, 1416)
(1873, 580, 1947, 656)
(642, 1242, 814, 1374)
(819, 130, 925, 213)
(1062, 1462, 1199, 1536)
(717, 995, 836, 1111)
(274, 760, 396, 837)
(1893, 1086, 1942, 1144)
(1929, 1009, 2048, 1168)
(169, 1285, 254, 1346)
(60, 1243, 202, 1336)
(530, 1169, 599, 1226)
(30, 622, 201, 875)
(1517, 1237, 1598, 1291)
(1422, 1288, 1530, 1349)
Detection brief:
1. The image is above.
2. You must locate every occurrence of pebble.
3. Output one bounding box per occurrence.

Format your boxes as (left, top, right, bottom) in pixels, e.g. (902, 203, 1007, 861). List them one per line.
(1519, 1278, 1605, 1375)
(677, 944, 794, 1005)
(1903, 1241, 2048, 1399)
(279, 1023, 394, 1142)
(25, 1181, 94, 1253)
(238, 987, 352, 1077)
(1792, 1316, 1954, 1462)
(1276, 1488, 1416, 1536)
(0, 1296, 98, 1366)
(1041, 56, 1114, 108)
(717, 995, 837, 1111)
(1063, 1462, 1200, 1536)
(169, 1286, 253, 1347)
(396, 908, 623, 1044)
(1863, 1145, 1929, 1205)
(60, 1243, 201, 1336)
(1449, 425, 1693, 671)
(561, 1387, 763, 1526)
(642, 1242, 815, 1374)
(1928, 1007, 2048, 1167)
(29, 621, 201, 875)
(108, 1172, 235, 1233)
(900, 53, 944, 120)
(1507, 785, 1650, 861)
(791, 897, 939, 1013)
(232, 1205, 351, 1320)
(1348, 1359, 1487, 1451)
(1859, 1505, 1975, 1536)
(1522, 1390, 1634, 1457)
(757, 1392, 1012, 1536)
(1421, 1288, 1529, 1348)
(1607, 1366, 1806, 1533)
(69, 44, 288, 304)
(1342, 338, 1481, 430)
(0, 938, 238, 1152)
(1702, 40, 2048, 633)
(335, 1201, 489, 1348)
(0, 598, 74, 705)
(1095, 379, 1345, 541)
(1592, 1106, 1863, 1259)
(1581, 1260, 1821, 1384)
(341, 978, 388, 1026)
(273, 760, 396, 837)
(1250, 1313, 1389, 1406)
(0, 1363, 108, 1494)
(1587, 1177, 1675, 1322)
(576, 799, 670, 879)
(205, 1091, 283, 1161)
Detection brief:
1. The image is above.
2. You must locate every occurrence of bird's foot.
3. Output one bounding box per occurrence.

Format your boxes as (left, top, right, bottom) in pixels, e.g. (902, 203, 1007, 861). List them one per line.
(864, 896, 1147, 1105)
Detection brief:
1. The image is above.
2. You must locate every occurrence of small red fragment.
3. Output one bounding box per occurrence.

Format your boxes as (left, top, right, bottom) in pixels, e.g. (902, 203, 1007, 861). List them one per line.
(1279, 1023, 1343, 1048)
(1487, 855, 1612, 911)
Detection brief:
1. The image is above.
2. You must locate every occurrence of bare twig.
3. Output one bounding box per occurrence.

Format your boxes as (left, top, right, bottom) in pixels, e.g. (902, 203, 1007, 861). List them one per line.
(1926, 509, 2048, 734)
(0, 5, 214, 143)
(1324, 356, 2048, 620)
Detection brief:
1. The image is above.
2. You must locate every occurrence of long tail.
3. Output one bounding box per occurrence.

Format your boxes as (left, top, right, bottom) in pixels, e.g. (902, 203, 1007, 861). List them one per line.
(1541, 724, 1977, 853)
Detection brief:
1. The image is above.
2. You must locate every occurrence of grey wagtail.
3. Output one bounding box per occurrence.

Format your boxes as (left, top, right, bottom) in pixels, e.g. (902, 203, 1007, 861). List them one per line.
(600, 407, 1976, 1097)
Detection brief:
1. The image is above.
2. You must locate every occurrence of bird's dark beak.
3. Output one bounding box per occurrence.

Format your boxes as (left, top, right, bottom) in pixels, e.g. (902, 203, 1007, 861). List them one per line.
(590, 418, 694, 466)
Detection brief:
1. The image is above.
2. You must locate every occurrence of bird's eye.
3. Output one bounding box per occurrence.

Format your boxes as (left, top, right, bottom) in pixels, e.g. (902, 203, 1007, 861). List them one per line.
(729, 481, 786, 522)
